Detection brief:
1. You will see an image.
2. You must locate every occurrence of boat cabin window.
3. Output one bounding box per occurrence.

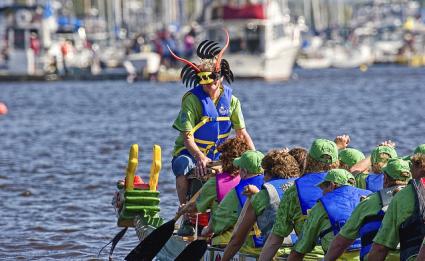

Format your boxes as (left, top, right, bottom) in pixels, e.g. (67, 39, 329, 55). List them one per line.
(13, 29, 26, 49)
(208, 25, 265, 54)
(272, 23, 285, 41)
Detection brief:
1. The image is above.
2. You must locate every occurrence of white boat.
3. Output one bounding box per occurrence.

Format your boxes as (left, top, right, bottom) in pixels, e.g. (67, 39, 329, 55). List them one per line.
(330, 44, 374, 69)
(202, 0, 301, 80)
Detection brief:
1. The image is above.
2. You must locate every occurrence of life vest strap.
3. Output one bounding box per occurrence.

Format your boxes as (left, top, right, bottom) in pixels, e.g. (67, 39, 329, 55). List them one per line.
(190, 116, 231, 135)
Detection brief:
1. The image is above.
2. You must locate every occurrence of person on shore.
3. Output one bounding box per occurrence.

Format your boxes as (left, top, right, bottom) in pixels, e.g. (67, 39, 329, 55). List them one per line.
(259, 138, 340, 261)
(287, 169, 372, 261)
(220, 149, 301, 260)
(324, 158, 412, 260)
(169, 30, 255, 235)
(176, 136, 250, 235)
(356, 145, 398, 192)
(206, 150, 265, 250)
(368, 153, 425, 261)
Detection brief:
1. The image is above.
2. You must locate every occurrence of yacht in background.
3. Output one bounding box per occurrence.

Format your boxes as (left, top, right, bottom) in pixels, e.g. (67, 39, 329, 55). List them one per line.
(202, 0, 301, 80)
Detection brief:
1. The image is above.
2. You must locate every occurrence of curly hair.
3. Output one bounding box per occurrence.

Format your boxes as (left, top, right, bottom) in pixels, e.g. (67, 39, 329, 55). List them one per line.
(384, 174, 409, 187)
(411, 153, 425, 170)
(218, 137, 250, 175)
(304, 154, 339, 175)
(289, 147, 308, 174)
(261, 149, 300, 179)
(371, 153, 391, 173)
(339, 162, 350, 171)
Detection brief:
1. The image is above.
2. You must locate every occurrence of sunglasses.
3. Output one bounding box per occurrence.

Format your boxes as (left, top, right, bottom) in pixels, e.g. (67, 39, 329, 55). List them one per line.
(198, 71, 220, 84)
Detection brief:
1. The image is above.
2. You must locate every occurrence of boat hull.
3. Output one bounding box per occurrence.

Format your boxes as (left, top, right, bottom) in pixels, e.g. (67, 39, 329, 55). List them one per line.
(134, 219, 287, 261)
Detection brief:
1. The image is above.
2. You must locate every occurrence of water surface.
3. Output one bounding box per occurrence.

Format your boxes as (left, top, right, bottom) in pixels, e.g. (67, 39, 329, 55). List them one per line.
(0, 65, 424, 260)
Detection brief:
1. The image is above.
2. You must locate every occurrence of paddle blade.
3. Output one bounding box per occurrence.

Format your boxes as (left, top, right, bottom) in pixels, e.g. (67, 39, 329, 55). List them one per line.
(175, 239, 208, 261)
(125, 219, 176, 261)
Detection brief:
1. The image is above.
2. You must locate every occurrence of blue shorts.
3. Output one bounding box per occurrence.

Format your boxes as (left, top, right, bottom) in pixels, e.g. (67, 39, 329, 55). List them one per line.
(171, 154, 196, 177)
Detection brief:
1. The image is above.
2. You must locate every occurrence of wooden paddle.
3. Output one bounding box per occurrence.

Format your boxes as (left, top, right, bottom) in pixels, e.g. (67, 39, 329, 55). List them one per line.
(125, 190, 202, 261)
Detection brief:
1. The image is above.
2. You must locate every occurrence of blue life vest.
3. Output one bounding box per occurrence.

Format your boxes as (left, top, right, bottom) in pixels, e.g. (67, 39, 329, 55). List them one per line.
(358, 186, 404, 260)
(234, 174, 264, 208)
(254, 177, 297, 248)
(319, 186, 372, 251)
(365, 173, 384, 192)
(295, 172, 327, 215)
(186, 84, 233, 161)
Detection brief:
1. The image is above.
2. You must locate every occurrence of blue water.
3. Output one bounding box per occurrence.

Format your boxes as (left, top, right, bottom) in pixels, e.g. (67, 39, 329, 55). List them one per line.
(0, 65, 424, 260)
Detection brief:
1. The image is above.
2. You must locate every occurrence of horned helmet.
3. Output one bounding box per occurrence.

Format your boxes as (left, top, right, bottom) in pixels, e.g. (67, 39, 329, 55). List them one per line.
(168, 29, 234, 88)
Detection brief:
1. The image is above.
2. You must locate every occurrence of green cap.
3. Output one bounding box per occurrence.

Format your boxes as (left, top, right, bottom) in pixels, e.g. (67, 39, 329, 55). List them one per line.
(371, 146, 397, 164)
(309, 139, 338, 164)
(382, 158, 411, 181)
(316, 169, 352, 187)
(339, 148, 366, 168)
(403, 144, 425, 160)
(233, 150, 264, 174)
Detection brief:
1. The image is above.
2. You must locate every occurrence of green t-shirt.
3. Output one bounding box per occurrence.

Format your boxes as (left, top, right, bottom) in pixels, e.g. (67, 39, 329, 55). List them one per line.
(195, 177, 218, 213)
(339, 192, 399, 260)
(373, 184, 416, 249)
(210, 187, 259, 255)
(172, 91, 245, 156)
(355, 172, 369, 190)
(251, 189, 269, 216)
(294, 201, 361, 260)
(271, 184, 324, 260)
(293, 202, 335, 254)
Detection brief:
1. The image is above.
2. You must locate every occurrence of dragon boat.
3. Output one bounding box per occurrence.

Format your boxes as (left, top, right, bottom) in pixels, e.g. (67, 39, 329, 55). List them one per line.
(113, 144, 286, 260)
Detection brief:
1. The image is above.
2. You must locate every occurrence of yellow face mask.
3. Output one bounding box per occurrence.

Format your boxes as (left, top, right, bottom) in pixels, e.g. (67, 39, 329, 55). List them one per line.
(197, 71, 219, 85)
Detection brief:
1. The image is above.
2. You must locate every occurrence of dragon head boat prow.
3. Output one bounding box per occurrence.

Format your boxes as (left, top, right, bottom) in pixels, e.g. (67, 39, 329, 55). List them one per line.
(112, 144, 163, 228)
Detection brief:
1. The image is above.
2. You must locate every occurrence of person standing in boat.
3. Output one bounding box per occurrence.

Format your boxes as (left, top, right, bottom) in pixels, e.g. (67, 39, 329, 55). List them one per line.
(169, 30, 255, 236)
(324, 158, 411, 260)
(287, 169, 372, 261)
(367, 153, 425, 261)
(259, 138, 340, 260)
(220, 149, 301, 260)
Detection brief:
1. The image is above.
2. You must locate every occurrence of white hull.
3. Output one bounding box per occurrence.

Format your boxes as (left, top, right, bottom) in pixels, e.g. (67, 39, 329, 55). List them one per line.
(227, 44, 299, 80)
(296, 57, 332, 69)
(331, 45, 374, 69)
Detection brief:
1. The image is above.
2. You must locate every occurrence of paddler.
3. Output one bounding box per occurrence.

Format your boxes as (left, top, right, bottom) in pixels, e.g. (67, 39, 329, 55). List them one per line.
(357, 145, 398, 192)
(367, 153, 425, 261)
(287, 169, 372, 261)
(169, 30, 255, 236)
(220, 149, 301, 260)
(207, 150, 265, 252)
(259, 138, 340, 260)
(324, 158, 412, 260)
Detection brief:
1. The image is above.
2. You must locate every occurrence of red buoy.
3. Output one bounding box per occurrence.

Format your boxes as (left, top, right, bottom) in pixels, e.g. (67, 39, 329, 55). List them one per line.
(0, 102, 7, 115)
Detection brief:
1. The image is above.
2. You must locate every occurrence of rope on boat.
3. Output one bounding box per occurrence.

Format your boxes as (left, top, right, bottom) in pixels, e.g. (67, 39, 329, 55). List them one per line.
(98, 227, 128, 260)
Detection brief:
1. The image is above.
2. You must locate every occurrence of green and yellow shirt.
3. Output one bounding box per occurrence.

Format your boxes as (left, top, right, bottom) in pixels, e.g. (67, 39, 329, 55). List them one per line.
(172, 91, 245, 156)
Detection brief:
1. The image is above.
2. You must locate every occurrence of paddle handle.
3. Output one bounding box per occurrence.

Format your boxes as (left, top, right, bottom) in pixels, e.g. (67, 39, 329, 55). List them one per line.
(174, 189, 202, 220)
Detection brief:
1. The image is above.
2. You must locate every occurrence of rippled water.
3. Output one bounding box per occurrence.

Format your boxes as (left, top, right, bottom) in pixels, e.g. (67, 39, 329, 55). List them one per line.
(0, 65, 424, 260)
